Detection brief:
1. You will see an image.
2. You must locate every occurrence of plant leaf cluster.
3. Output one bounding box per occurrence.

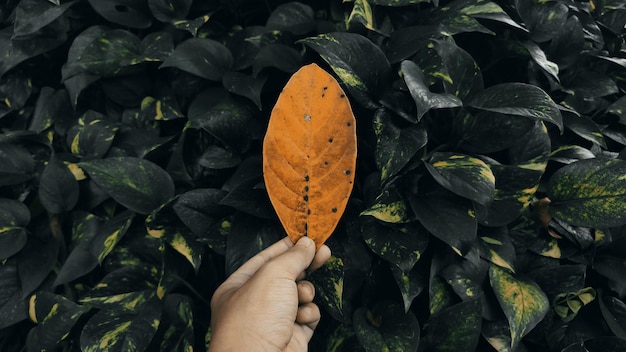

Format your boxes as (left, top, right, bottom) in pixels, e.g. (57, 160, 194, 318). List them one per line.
(1, 0, 626, 351)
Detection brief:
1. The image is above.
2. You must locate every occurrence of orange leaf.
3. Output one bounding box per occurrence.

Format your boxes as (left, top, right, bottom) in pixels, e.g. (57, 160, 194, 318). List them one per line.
(263, 63, 357, 250)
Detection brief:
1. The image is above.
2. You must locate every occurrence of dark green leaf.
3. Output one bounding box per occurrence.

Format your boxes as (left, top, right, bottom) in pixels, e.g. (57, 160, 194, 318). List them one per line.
(427, 40, 483, 100)
(385, 25, 443, 64)
(422, 297, 482, 352)
(548, 158, 626, 227)
(482, 320, 512, 352)
(593, 255, 626, 291)
(81, 264, 159, 311)
(79, 157, 175, 215)
(563, 112, 607, 148)
(0, 75, 32, 115)
(360, 217, 428, 272)
(0, 260, 27, 329)
(172, 13, 212, 37)
(372, 108, 427, 182)
(0, 198, 30, 260)
(146, 204, 204, 271)
(140, 31, 174, 62)
(0, 143, 34, 186)
(77, 29, 143, 76)
(139, 95, 183, 122)
(17, 237, 58, 297)
(568, 70, 618, 100)
(0, 27, 65, 77)
(188, 89, 253, 153)
(346, 0, 383, 34)
(62, 25, 107, 80)
(459, 111, 537, 154)
(412, 193, 477, 255)
(390, 264, 425, 312)
(459, 0, 525, 31)
(401, 60, 462, 121)
(160, 38, 233, 81)
(26, 291, 88, 352)
(13, 0, 77, 39)
(148, 0, 191, 22)
(266, 2, 314, 35)
(608, 96, 626, 124)
(90, 211, 134, 264)
(550, 145, 595, 164)
(478, 226, 515, 272)
(0, 227, 26, 260)
(160, 294, 194, 351)
(584, 336, 626, 352)
(519, 40, 559, 82)
(299, 32, 391, 108)
(80, 302, 160, 352)
(67, 119, 119, 159)
(515, 0, 568, 42)
(361, 181, 414, 223)
(54, 245, 99, 286)
(87, 0, 152, 29)
(489, 264, 549, 351)
(30, 87, 72, 133)
(173, 188, 228, 237)
(310, 254, 346, 322)
(467, 83, 563, 132)
(222, 71, 267, 110)
(0, 198, 30, 227)
(437, 250, 485, 301)
(598, 295, 626, 339)
(252, 44, 302, 76)
(370, 0, 429, 5)
(425, 152, 495, 205)
(353, 302, 420, 352)
(198, 145, 241, 170)
(39, 156, 79, 214)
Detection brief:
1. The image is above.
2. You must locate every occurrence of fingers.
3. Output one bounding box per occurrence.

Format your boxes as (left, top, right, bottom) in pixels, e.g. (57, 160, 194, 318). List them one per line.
(297, 281, 315, 304)
(310, 244, 331, 272)
(264, 236, 316, 280)
(296, 302, 321, 327)
(223, 237, 294, 287)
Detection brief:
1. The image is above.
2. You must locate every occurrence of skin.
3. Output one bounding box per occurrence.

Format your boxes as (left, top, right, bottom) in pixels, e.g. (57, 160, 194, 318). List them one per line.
(209, 236, 332, 352)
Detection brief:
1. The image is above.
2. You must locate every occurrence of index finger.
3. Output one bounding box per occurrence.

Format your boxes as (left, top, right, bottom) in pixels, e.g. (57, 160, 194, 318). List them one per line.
(225, 237, 296, 287)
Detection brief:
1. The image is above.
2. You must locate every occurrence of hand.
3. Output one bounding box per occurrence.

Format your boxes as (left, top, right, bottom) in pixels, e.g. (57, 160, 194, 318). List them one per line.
(208, 236, 331, 352)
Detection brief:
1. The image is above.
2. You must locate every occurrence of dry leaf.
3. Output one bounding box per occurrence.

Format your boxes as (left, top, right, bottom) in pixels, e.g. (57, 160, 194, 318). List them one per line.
(263, 63, 357, 249)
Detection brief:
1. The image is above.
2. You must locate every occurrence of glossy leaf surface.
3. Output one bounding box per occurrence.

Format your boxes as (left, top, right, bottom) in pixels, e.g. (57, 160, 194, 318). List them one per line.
(548, 158, 626, 227)
(489, 264, 549, 351)
(263, 63, 357, 249)
(79, 157, 175, 215)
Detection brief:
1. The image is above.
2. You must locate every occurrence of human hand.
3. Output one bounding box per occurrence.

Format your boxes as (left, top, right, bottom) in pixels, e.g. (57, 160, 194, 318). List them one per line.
(208, 236, 332, 352)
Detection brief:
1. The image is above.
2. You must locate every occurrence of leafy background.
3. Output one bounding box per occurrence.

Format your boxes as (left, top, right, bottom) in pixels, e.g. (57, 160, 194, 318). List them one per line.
(1, 0, 626, 351)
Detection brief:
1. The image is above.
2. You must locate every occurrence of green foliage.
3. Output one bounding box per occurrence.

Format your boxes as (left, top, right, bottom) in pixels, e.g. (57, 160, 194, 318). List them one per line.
(1, 0, 626, 351)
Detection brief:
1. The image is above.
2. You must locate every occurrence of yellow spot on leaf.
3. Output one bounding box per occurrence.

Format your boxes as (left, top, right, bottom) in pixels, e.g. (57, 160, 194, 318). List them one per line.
(170, 233, 195, 267)
(99, 321, 132, 349)
(29, 295, 37, 323)
(541, 239, 561, 258)
(148, 227, 165, 239)
(489, 249, 515, 273)
(481, 236, 502, 245)
(68, 163, 87, 181)
(332, 66, 366, 90)
(431, 72, 453, 85)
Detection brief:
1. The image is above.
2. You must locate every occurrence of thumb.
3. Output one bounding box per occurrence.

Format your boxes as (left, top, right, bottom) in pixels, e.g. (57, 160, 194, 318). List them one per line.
(266, 236, 316, 280)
